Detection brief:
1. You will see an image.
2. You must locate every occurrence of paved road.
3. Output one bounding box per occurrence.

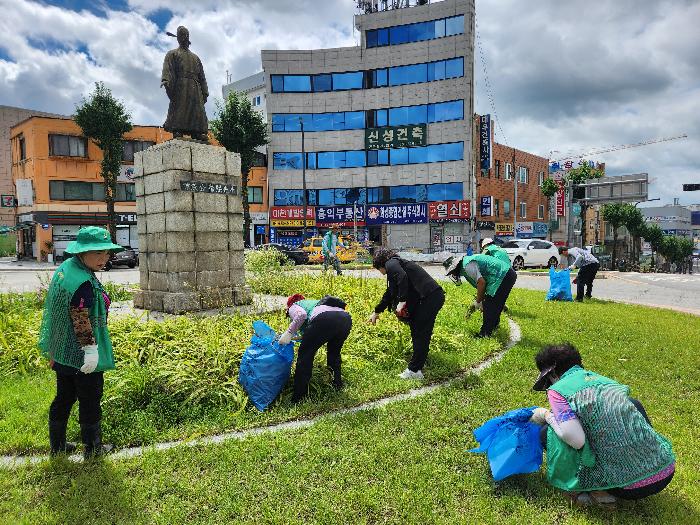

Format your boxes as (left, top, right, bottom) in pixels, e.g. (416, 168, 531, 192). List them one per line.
(1, 266, 699, 316)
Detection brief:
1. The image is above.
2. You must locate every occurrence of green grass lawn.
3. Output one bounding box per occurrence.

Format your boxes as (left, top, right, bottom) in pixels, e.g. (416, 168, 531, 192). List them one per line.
(0, 274, 504, 454)
(0, 289, 698, 524)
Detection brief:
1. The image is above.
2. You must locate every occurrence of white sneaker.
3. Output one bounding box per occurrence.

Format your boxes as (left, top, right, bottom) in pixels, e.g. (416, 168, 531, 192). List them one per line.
(399, 368, 424, 380)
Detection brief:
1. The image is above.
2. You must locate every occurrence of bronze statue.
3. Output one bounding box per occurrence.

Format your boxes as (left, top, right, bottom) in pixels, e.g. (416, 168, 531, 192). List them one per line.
(161, 26, 209, 142)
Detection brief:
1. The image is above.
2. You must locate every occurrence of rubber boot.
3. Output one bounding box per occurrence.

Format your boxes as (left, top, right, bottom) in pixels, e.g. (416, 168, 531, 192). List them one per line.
(49, 419, 77, 456)
(80, 422, 113, 460)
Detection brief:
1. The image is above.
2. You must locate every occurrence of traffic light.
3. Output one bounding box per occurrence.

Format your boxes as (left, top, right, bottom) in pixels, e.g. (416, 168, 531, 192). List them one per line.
(683, 184, 700, 191)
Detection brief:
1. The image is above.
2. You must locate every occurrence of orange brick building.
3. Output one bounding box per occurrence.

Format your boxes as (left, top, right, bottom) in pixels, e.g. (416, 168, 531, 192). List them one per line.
(246, 154, 270, 246)
(10, 116, 170, 260)
(475, 127, 550, 240)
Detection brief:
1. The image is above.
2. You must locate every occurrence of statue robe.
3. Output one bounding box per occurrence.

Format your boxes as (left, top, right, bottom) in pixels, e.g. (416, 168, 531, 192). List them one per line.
(161, 47, 209, 136)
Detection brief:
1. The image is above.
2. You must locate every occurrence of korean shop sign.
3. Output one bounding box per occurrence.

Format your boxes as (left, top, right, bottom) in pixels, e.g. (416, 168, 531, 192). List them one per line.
(365, 203, 427, 225)
(495, 223, 514, 236)
(428, 200, 471, 222)
(270, 206, 315, 227)
(365, 123, 427, 150)
(316, 205, 366, 226)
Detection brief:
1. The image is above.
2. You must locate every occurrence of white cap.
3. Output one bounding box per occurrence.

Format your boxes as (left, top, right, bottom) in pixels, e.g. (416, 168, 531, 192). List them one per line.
(480, 237, 494, 249)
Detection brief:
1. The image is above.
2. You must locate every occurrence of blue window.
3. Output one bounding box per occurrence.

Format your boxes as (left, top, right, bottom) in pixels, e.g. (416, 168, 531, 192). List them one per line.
(345, 187, 366, 204)
(271, 75, 283, 93)
(274, 189, 304, 206)
(306, 190, 317, 205)
(445, 15, 464, 37)
(283, 75, 311, 92)
(313, 113, 334, 131)
(273, 152, 303, 170)
(367, 149, 389, 166)
(345, 111, 365, 130)
(305, 153, 316, 170)
(428, 60, 446, 81)
(375, 109, 388, 127)
(366, 29, 378, 48)
(389, 63, 427, 86)
(272, 114, 285, 132)
(389, 24, 409, 45)
(445, 57, 464, 79)
(442, 142, 464, 161)
(429, 100, 463, 122)
(390, 104, 428, 126)
(366, 16, 462, 49)
(332, 71, 364, 90)
(373, 68, 388, 87)
(346, 150, 366, 168)
(318, 189, 334, 205)
(427, 182, 463, 201)
(408, 146, 428, 164)
(390, 185, 426, 203)
(313, 74, 332, 92)
(390, 147, 408, 165)
(317, 151, 339, 169)
(284, 114, 301, 131)
(367, 187, 387, 204)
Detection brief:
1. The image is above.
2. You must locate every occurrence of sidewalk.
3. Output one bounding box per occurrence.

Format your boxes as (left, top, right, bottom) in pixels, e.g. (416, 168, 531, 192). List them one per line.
(0, 257, 57, 272)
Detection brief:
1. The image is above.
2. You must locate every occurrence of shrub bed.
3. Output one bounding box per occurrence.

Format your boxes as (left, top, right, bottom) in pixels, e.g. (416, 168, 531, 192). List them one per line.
(0, 267, 505, 453)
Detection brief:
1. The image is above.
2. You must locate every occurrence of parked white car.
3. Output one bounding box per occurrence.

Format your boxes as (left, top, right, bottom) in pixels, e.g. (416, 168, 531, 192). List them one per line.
(501, 239, 560, 270)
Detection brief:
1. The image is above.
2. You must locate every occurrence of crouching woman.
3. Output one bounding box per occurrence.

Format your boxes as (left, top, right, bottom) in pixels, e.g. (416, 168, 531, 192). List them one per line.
(531, 343, 675, 505)
(38, 226, 123, 459)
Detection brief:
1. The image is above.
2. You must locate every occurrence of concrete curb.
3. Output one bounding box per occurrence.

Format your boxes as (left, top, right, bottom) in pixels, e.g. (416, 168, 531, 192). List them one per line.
(0, 319, 521, 469)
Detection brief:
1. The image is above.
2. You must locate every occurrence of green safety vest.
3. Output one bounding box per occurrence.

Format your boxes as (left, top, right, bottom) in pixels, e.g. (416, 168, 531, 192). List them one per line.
(38, 257, 115, 372)
(295, 299, 320, 333)
(458, 254, 511, 296)
(546, 366, 675, 492)
(483, 245, 511, 266)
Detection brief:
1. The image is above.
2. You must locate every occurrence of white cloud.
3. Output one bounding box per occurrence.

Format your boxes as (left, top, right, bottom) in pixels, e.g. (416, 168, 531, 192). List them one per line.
(0, 0, 697, 204)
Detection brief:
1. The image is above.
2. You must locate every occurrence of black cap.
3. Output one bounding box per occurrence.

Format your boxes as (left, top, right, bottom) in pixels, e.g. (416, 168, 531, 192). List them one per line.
(533, 365, 556, 391)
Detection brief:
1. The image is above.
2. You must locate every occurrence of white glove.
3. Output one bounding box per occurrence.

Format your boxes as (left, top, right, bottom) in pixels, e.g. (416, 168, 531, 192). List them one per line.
(568, 265, 575, 271)
(472, 300, 483, 311)
(80, 345, 99, 374)
(530, 407, 550, 425)
(278, 331, 293, 345)
(395, 301, 407, 315)
(368, 312, 380, 325)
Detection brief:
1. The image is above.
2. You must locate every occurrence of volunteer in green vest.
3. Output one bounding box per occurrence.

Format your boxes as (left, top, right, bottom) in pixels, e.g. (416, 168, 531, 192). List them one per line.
(480, 237, 511, 265)
(531, 343, 675, 505)
(280, 293, 352, 402)
(38, 226, 123, 459)
(443, 253, 517, 337)
(322, 225, 346, 275)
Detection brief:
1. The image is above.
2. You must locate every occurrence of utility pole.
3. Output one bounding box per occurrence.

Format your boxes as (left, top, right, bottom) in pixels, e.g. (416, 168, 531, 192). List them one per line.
(300, 117, 307, 243)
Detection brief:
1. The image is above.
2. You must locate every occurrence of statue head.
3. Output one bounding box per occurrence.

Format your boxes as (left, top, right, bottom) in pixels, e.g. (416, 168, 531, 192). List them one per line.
(176, 26, 190, 48)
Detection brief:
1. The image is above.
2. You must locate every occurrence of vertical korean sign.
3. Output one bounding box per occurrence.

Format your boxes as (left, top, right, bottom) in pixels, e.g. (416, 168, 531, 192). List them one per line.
(550, 162, 566, 217)
(480, 114, 492, 171)
(480, 196, 492, 216)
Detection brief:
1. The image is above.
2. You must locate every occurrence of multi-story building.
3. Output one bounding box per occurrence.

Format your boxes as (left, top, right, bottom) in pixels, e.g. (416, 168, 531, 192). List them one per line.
(642, 204, 693, 239)
(10, 116, 170, 260)
(223, 71, 267, 122)
(474, 117, 550, 243)
(1, 106, 63, 229)
(257, 0, 475, 250)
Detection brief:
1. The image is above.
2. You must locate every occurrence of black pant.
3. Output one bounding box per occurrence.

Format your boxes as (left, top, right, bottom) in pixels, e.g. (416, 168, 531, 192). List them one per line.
(481, 269, 517, 337)
(49, 371, 104, 424)
(407, 288, 445, 372)
(576, 263, 600, 301)
(293, 311, 352, 399)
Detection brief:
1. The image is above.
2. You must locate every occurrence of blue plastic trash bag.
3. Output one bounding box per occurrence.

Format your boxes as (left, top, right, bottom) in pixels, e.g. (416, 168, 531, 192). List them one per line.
(546, 267, 573, 301)
(469, 406, 544, 482)
(238, 320, 295, 411)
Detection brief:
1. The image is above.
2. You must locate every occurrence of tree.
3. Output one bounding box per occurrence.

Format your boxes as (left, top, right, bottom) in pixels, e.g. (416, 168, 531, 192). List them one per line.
(74, 82, 133, 242)
(211, 91, 269, 247)
(622, 204, 645, 263)
(602, 202, 626, 269)
(565, 160, 604, 246)
(540, 178, 559, 241)
(643, 223, 664, 267)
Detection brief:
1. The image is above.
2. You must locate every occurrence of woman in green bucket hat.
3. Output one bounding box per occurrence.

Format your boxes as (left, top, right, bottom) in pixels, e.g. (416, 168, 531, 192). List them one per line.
(38, 226, 123, 459)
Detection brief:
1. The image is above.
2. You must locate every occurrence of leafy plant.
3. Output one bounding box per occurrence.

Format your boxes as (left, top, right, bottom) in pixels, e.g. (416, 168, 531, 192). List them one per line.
(211, 91, 269, 247)
(74, 82, 133, 242)
(643, 223, 664, 267)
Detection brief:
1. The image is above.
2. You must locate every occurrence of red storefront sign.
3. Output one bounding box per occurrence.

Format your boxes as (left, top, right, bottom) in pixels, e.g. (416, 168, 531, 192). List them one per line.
(428, 200, 471, 221)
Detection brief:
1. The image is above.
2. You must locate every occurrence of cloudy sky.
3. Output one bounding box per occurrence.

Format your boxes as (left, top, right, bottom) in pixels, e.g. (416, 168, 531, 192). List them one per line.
(1, 0, 698, 205)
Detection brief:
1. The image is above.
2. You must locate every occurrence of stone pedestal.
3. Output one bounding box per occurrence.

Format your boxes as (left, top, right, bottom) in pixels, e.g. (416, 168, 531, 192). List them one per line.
(132, 139, 252, 314)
